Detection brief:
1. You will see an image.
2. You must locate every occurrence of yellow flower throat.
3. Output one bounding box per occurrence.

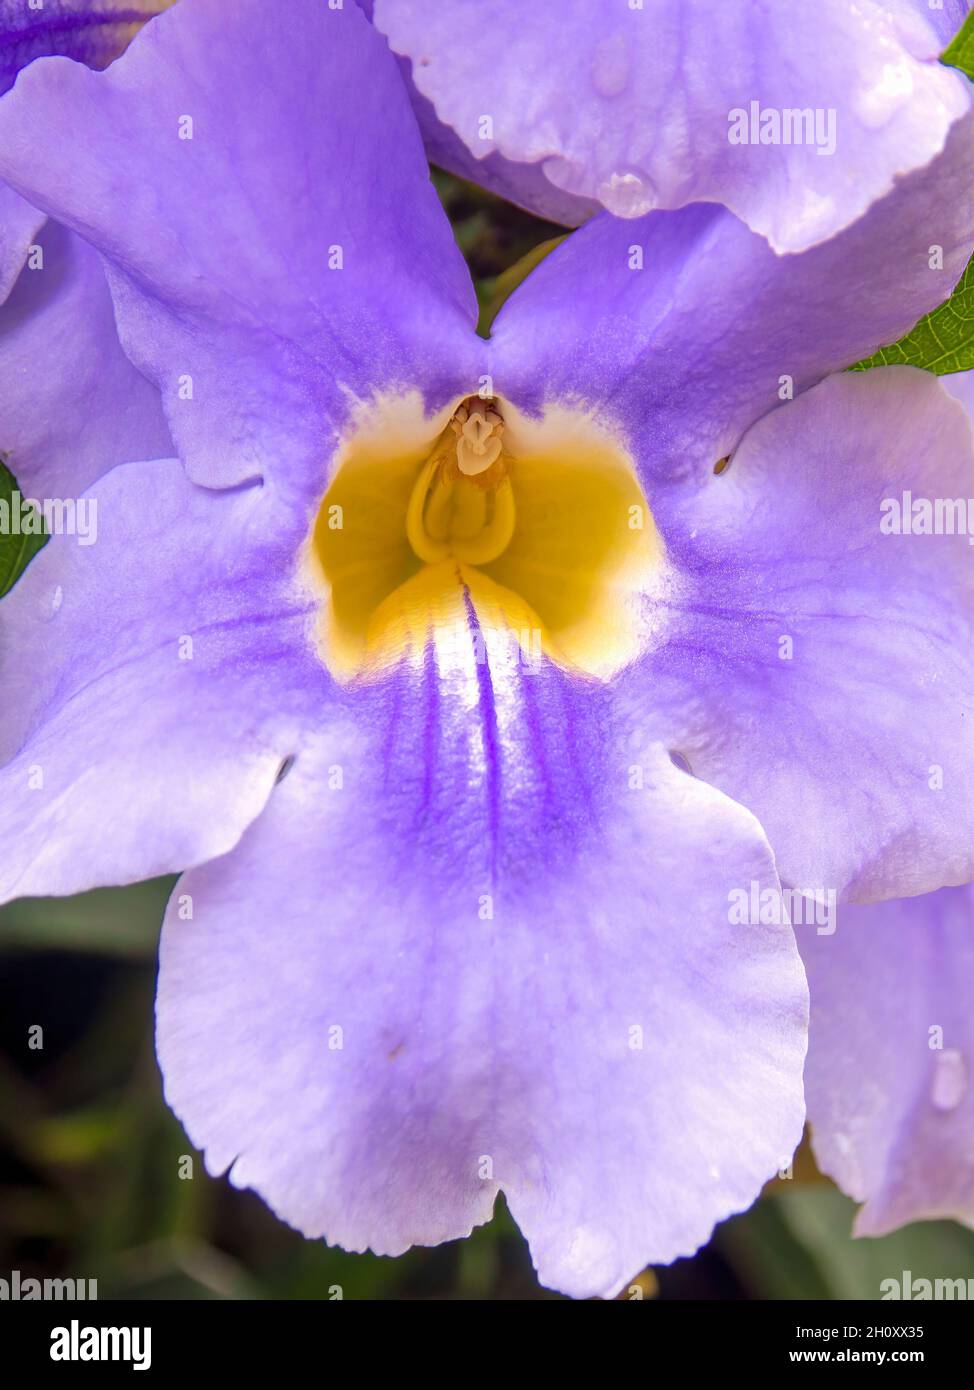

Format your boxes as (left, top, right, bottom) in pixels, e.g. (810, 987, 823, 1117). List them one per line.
(308, 392, 660, 682)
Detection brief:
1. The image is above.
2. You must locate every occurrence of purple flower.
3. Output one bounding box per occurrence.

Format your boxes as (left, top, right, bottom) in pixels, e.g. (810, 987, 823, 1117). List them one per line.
(803, 886, 974, 1231)
(0, 0, 171, 499)
(799, 370, 974, 1236)
(1, 0, 974, 1295)
(371, 0, 973, 250)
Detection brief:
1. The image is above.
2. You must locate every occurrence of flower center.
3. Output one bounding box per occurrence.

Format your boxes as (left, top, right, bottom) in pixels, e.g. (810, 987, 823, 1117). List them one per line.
(305, 391, 662, 683)
(455, 398, 505, 476)
(406, 397, 515, 565)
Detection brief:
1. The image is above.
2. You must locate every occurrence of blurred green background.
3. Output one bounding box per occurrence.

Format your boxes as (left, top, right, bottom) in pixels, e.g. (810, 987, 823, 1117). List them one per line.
(2, 174, 974, 1302)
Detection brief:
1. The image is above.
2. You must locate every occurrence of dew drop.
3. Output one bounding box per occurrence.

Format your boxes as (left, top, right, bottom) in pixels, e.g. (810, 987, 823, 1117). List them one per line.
(597, 168, 658, 218)
(930, 1048, 967, 1112)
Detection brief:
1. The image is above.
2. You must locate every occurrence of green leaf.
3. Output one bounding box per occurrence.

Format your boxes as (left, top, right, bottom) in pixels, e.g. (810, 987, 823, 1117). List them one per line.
(849, 256, 974, 374)
(717, 1191, 833, 1300)
(770, 1186, 974, 1300)
(942, 10, 974, 82)
(477, 234, 567, 336)
(848, 16, 974, 377)
(0, 455, 47, 597)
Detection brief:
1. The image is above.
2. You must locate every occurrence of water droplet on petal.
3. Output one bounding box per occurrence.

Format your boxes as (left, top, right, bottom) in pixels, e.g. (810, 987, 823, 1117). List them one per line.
(931, 1048, 967, 1112)
(51, 584, 63, 613)
(597, 169, 658, 218)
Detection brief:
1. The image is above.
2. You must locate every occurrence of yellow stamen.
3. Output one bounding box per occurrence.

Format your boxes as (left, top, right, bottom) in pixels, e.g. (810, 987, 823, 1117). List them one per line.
(406, 445, 516, 566)
(405, 456, 450, 562)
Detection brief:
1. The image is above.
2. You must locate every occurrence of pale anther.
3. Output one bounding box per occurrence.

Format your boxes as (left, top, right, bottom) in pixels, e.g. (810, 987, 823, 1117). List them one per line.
(453, 398, 505, 476)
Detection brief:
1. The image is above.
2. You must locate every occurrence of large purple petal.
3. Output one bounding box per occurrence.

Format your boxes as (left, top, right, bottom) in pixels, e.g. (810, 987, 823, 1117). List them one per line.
(0, 184, 43, 301)
(0, 218, 171, 496)
(0, 457, 327, 901)
(492, 113, 974, 487)
(352, 0, 599, 224)
(802, 885, 974, 1233)
(374, 0, 971, 251)
(157, 641, 807, 1298)
(0, 0, 171, 494)
(907, 0, 974, 46)
(0, 0, 485, 496)
(408, 80, 601, 229)
(631, 367, 974, 902)
(944, 366, 974, 415)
